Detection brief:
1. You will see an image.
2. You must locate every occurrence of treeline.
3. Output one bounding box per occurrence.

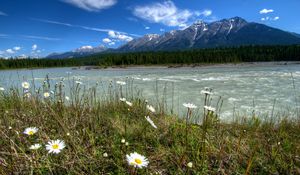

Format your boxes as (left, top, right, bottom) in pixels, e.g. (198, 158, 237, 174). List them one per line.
(0, 45, 300, 69)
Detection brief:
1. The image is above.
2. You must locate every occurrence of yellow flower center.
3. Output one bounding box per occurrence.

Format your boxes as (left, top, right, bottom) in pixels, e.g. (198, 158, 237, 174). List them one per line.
(134, 158, 142, 165)
(28, 131, 34, 135)
(52, 144, 59, 149)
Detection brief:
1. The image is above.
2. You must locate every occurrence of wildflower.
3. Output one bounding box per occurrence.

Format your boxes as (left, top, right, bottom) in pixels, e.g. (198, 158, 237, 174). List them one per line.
(120, 98, 126, 102)
(125, 142, 129, 146)
(23, 127, 38, 136)
(46, 139, 66, 154)
(145, 116, 157, 129)
(121, 138, 126, 144)
(126, 101, 132, 107)
(65, 96, 70, 101)
(126, 152, 149, 169)
(204, 106, 216, 112)
(22, 82, 30, 89)
(8, 126, 12, 130)
(43, 92, 50, 98)
(75, 81, 82, 85)
(0, 87, 4, 91)
(201, 90, 213, 95)
(29, 144, 41, 150)
(278, 142, 281, 145)
(24, 93, 31, 98)
(187, 162, 193, 168)
(183, 103, 197, 109)
(146, 105, 156, 113)
(116, 81, 126, 85)
(66, 132, 70, 136)
(103, 152, 108, 157)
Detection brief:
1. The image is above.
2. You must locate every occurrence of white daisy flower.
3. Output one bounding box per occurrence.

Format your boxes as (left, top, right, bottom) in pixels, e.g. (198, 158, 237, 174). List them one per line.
(201, 90, 213, 95)
(145, 116, 157, 129)
(29, 143, 42, 150)
(65, 96, 70, 101)
(103, 152, 108, 157)
(183, 103, 197, 109)
(45, 139, 66, 154)
(125, 142, 129, 146)
(22, 82, 30, 89)
(116, 81, 126, 85)
(146, 105, 156, 113)
(75, 81, 82, 85)
(187, 162, 193, 168)
(126, 152, 149, 169)
(0, 87, 4, 91)
(126, 101, 132, 107)
(121, 138, 126, 144)
(43, 92, 50, 98)
(23, 127, 38, 136)
(204, 106, 216, 112)
(120, 98, 126, 102)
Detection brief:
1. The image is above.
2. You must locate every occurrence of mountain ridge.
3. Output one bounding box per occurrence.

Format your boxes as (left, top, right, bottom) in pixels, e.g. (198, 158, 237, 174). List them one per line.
(46, 17, 300, 58)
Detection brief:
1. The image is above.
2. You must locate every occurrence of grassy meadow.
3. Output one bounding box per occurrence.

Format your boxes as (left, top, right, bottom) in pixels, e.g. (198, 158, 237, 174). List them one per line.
(0, 78, 299, 174)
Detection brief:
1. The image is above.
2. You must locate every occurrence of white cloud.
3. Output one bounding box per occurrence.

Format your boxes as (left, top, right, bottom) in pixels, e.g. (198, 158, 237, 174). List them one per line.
(32, 44, 38, 51)
(102, 38, 112, 43)
(23, 35, 61, 41)
(0, 11, 7, 16)
(31, 18, 141, 37)
(6, 49, 14, 54)
(259, 9, 274, 14)
(145, 26, 150, 30)
(160, 28, 165, 32)
(108, 42, 115, 46)
(196, 9, 212, 17)
(0, 50, 4, 54)
(261, 16, 279, 21)
(13, 46, 21, 51)
(62, 0, 117, 11)
(108, 30, 133, 42)
(133, 1, 204, 27)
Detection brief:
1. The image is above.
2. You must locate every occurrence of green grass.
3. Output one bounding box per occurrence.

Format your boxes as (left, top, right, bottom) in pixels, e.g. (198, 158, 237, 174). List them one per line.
(0, 80, 299, 174)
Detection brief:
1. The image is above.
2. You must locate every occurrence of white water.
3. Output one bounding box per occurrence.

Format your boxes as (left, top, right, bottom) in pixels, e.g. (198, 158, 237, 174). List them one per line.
(0, 63, 299, 120)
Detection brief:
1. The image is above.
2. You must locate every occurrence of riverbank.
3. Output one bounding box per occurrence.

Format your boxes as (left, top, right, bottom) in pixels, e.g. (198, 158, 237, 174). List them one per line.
(68, 61, 300, 71)
(0, 82, 299, 174)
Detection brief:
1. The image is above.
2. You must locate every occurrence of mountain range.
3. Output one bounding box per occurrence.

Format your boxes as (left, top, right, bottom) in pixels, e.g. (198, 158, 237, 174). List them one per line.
(46, 17, 300, 59)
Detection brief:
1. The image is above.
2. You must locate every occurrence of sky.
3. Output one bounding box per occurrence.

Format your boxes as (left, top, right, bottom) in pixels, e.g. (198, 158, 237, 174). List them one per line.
(0, 0, 299, 58)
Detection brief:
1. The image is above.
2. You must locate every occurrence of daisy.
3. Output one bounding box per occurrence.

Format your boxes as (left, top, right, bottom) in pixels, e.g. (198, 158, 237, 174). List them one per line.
(187, 162, 193, 168)
(200, 90, 213, 95)
(126, 152, 149, 169)
(24, 93, 31, 98)
(145, 116, 157, 129)
(126, 101, 132, 107)
(146, 105, 156, 113)
(65, 96, 70, 101)
(121, 138, 126, 143)
(116, 81, 126, 85)
(43, 92, 50, 98)
(183, 103, 197, 109)
(120, 98, 126, 102)
(29, 144, 42, 150)
(46, 139, 66, 154)
(22, 82, 30, 89)
(0, 87, 4, 91)
(23, 127, 38, 136)
(103, 152, 108, 157)
(75, 81, 82, 85)
(204, 106, 216, 112)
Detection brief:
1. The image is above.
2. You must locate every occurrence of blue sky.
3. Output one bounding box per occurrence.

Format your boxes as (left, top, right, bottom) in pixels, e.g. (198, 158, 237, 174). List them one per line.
(0, 0, 299, 58)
